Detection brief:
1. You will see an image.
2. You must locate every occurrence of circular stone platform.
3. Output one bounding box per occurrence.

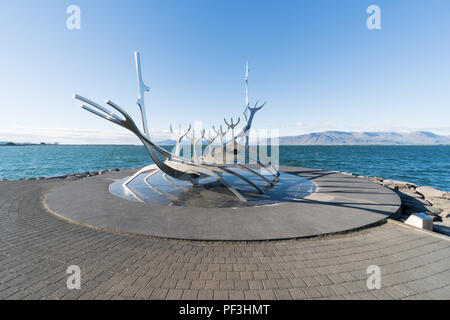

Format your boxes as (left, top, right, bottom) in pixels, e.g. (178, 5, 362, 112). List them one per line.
(44, 166, 401, 241)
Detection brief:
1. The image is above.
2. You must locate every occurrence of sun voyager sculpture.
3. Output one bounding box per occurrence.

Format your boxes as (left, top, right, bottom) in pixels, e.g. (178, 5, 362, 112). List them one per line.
(73, 52, 280, 203)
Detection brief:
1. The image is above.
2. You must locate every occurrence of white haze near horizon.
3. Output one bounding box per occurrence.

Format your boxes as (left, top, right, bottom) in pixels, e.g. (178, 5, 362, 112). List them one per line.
(1, 124, 450, 145)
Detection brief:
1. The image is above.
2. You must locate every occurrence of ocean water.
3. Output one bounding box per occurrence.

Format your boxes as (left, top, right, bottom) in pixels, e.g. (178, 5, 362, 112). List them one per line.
(0, 145, 449, 191)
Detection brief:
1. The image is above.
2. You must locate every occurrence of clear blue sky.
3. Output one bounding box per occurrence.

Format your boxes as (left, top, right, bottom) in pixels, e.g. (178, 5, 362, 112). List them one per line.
(0, 0, 449, 144)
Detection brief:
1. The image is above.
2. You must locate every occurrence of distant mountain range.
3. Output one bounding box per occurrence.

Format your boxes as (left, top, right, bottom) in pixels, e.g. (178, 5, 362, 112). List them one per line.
(156, 139, 177, 145)
(2, 131, 449, 146)
(155, 131, 450, 146)
(276, 131, 450, 145)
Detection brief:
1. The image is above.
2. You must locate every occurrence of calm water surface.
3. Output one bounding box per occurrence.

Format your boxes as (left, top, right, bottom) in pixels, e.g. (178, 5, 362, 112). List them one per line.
(0, 145, 448, 191)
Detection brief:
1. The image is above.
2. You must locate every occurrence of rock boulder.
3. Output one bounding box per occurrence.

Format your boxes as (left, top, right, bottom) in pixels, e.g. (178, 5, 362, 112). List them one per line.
(416, 186, 446, 199)
(383, 180, 418, 190)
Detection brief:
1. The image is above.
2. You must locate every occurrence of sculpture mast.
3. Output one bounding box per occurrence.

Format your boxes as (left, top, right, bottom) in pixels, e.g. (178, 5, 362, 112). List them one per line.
(135, 52, 150, 138)
(244, 61, 250, 162)
(245, 61, 249, 108)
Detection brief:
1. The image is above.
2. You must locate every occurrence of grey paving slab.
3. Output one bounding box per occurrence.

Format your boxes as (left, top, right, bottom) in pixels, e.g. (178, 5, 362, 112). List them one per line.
(0, 177, 449, 300)
(44, 167, 401, 240)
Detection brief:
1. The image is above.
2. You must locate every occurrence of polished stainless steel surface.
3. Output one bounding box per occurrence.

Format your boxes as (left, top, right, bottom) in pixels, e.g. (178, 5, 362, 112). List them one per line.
(74, 52, 280, 202)
(110, 170, 316, 208)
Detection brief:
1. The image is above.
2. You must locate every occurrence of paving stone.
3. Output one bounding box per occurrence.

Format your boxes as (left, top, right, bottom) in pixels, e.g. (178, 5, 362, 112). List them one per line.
(258, 290, 276, 300)
(234, 280, 250, 290)
(304, 287, 323, 299)
(205, 280, 220, 290)
(176, 279, 192, 290)
(197, 290, 213, 300)
(244, 290, 261, 300)
(253, 271, 266, 280)
(274, 289, 293, 300)
(240, 271, 253, 280)
(276, 279, 293, 289)
(219, 280, 234, 290)
(134, 286, 154, 299)
(288, 288, 307, 300)
(181, 290, 198, 300)
(229, 290, 245, 300)
(149, 288, 168, 300)
(190, 279, 206, 290)
(213, 290, 228, 300)
(166, 289, 183, 300)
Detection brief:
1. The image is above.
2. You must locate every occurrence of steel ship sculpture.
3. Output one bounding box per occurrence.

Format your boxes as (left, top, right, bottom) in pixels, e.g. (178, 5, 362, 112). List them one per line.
(73, 52, 279, 202)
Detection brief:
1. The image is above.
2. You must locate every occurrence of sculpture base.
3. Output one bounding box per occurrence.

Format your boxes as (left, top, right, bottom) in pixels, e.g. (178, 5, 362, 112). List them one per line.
(44, 166, 401, 240)
(110, 166, 315, 208)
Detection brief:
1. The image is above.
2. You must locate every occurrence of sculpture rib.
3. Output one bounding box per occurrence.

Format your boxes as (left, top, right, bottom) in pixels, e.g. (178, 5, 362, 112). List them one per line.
(143, 170, 181, 201)
(162, 173, 184, 190)
(234, 164, 274, 186)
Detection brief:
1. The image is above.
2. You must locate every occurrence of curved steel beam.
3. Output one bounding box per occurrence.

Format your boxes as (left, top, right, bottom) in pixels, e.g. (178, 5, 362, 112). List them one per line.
(162, 173, 184, 190)
(143, 170, 181, 201)
(219, 167, 263, 194)
(233, 164, 274, 187)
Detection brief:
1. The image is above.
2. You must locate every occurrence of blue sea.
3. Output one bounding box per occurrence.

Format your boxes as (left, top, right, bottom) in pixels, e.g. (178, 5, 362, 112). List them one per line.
(0, 145, 449, 191)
